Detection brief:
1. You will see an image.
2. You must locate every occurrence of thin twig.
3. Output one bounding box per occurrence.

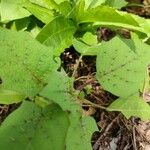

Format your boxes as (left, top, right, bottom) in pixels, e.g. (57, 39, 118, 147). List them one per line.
(93, 114, 120, 150)
(132, 118, 138, 150)
(105, 114, 120, 133)
(72, 55, 82, 77)
(78, 98, 107, 110)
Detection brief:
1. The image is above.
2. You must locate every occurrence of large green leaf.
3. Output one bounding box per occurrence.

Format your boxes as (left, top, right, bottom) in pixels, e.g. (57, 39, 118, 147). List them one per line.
(96, 36, 150, 97)
(0, 28, 58, 97)
(77, 5, 149, 35)
(85, 6, 150, 37)
(105, 0, 128, 9)
(0, 101, 69, 150)
(78, 5, 138, 25)
(40, 70, 98, 150)
(0, 0, 31, 22)
(23, 1, 54, 24)
(70, 1, 150, 37)
(36, 16, 76, 56)
(108, 94, 150, 120)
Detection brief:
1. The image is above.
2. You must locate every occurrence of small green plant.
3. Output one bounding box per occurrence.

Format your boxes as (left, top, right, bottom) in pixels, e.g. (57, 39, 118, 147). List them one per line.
(0, 0, 150, 149)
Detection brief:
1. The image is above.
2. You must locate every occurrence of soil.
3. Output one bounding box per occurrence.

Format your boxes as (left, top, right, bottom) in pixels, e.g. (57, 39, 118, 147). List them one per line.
(0, 0, 150, 150)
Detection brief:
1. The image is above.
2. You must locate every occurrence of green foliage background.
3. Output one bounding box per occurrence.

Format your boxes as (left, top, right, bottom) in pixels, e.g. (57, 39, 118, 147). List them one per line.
(0, 0, 150, 149)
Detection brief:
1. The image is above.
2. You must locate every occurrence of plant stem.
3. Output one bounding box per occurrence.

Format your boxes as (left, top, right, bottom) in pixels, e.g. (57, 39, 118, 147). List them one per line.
(78, 98, 107, 110)
(72, 55, 82, 77)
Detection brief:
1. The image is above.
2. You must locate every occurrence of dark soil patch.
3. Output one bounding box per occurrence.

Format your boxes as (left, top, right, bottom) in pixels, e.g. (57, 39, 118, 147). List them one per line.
(0, 103, 20, 124)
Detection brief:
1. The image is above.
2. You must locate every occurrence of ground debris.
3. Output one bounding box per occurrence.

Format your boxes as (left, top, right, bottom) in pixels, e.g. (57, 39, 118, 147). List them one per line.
(60, 44, 150, 150)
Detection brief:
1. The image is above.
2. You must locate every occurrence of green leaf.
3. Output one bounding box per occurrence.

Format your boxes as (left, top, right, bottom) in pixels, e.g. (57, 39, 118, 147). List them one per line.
(96, 36, 150, 97)
(66, 113, 98, 150)
(30, 26, 42, 37)
(36, 16, 76, 56)
(44, 0, 59, 9)
(73, 3, 150, 37)
(105, 0, 128, 9)
(73, 30, 99, 56)
(45, 0, 68, 6)
(10, 17, 30, 31)
(78, 5, 138, 25)
(35, 96, 52, 108)
(0, 89, 25, 104)
(54, 0, 68, 4)
(40, 70, 98, 150)
(82, 32, 98, 45)
(69, 0, 85, 22)
(85, 0, 106, 9)
(0, 101, 69, 150)
(40, 70, 80, 111)
(44, 0, 69, 11)
(130, 14, 150, 37)
(29, 0, 49, 8)
(108, 94, 150, 120)
(0, 0, 31, 22)
(57, 1, 72, 16)
(0, 28, 58, 97)
(23, 2, 54, 24)
(78, 6, 148, 35)
(73, 38, 100, 56)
